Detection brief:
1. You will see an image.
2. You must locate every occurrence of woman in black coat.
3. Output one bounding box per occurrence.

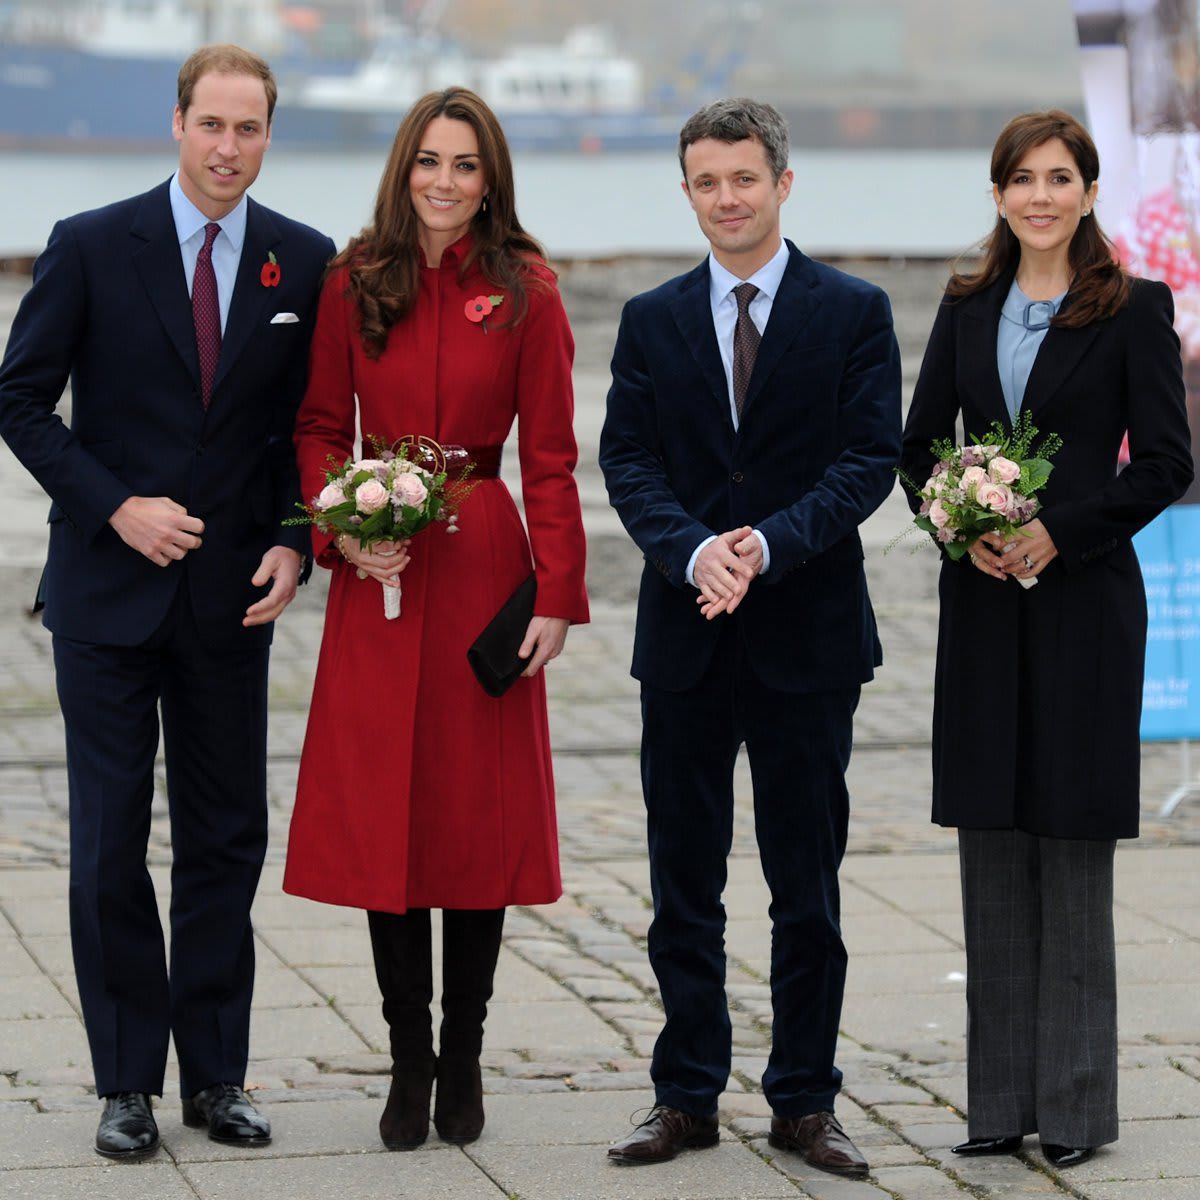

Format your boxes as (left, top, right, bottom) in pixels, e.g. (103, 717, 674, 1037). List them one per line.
(901, 110, 1192, 1170)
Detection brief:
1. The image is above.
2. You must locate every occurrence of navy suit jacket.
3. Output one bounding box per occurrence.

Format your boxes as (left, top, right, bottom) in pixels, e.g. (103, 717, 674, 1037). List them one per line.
(0, 180, 335, 648)
(598, 241, 902, 693)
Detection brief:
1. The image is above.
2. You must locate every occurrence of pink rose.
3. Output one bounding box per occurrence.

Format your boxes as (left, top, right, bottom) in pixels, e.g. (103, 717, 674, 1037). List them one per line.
(976, 481, 1013, 514)
(392, 473, 428, 507)
(355, 479, 389, 513)
(354, 458, 387, 475)
(961, 465, 987, 491)
(928, 498, 951, 528)
(315, 481, 345, 511)
(988, 456, 1020, 484)
(925, 474, 947, 496)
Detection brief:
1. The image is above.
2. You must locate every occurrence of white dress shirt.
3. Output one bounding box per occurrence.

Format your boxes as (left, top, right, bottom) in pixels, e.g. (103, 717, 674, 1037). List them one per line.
(169, 172, 248, 335)
(685, 238, 791, 587)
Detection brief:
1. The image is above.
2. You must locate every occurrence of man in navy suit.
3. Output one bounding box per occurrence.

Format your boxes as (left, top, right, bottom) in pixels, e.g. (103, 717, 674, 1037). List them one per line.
(600, 99, 900, 1177)
(0, 45, 334, 1158)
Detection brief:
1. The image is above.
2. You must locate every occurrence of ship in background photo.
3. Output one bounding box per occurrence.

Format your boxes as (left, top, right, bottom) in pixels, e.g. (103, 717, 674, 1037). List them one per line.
(0, 0, 712, 151)
(1, 0, 1083, 154)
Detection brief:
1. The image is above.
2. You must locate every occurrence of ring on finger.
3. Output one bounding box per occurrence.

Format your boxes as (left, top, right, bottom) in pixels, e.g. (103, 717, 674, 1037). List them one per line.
(1022, 555, 1034, 571)
(969, 551, 977, 564)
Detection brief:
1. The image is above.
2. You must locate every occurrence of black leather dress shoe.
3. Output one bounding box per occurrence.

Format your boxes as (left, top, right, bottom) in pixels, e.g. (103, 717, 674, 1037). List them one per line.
(95, 1092, 159, 1160)
(952, 1135, 1024, 1156)
(608, 1105, 719, 1165)
(182, 1083, 271, 1145)
(1042, 1143, 1094, 1168)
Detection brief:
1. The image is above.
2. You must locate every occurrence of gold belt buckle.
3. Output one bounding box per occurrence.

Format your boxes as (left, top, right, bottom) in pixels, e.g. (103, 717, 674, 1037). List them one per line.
(397, 434, 449, 474)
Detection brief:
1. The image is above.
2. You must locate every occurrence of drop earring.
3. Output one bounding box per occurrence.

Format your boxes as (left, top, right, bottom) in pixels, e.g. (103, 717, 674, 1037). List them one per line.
(999, 207, 1006, 219)
(482, 195, 489, 214)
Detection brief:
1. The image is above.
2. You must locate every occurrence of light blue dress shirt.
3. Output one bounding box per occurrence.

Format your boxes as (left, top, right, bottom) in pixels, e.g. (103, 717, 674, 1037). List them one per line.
(169, 172, 248, 335)
(997, 279, 1066, 421)
(685, 239, 791, 588)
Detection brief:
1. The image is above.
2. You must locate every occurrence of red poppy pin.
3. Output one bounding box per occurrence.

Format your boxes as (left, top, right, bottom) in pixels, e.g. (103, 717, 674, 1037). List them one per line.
(465, 294, 504, 333)
(260, 251, 281, 288)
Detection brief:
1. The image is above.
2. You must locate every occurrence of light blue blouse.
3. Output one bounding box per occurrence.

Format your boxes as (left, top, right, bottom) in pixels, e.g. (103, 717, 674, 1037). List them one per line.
(997, 280, 1067, 420)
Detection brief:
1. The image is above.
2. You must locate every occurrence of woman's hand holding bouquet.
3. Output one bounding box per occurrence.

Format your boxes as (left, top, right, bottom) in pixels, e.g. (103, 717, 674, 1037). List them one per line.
(900, 414, 1062, 589)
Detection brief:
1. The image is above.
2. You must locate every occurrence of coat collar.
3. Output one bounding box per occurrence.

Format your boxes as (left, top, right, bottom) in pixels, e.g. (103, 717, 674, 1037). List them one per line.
(130, 179, 199, 388)
(667, 239, 821, 431)
(743, 239, 820, 417)
(211, 196, 281, 398)
(957, 262, 1103, 428)
(130, 180, 282, 408)
(668, 258, 731, 431)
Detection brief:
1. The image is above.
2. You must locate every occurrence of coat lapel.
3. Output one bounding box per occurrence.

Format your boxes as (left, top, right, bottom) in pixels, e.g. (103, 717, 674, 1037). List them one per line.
(957, 269, 1014, 433)
(668, 261, 734, 433)
(211, 197, 279, 397)
(1020, 291, 1103, 420)
(130, 180, 200, 388)
(741, 242, 819, 418)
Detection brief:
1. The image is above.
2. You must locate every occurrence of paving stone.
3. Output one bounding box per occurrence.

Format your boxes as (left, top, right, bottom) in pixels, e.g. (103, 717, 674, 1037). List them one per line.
(0, 972, 74, 1019)
(163, 1097, 390, 1162)
(180, 1148, 497, 1200)
(0, 1108, 103, 1168)
(871, 1164, 980, 1198)
(0, 1015, 90, 1076)
(248, 1005, 367, 1060)
(1049, 1117, 1200, 1182)
(469, 1139, 798, 1199)
(568, 1070, 652, 1091)
(0, 1164, 196, 1199)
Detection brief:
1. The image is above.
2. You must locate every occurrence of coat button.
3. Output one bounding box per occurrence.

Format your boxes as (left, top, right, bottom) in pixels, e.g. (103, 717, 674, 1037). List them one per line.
(731, 471, 744, 483)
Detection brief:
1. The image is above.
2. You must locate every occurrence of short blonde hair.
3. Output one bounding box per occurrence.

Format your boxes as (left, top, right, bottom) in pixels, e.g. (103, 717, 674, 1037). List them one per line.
(177, 44, 277, 124)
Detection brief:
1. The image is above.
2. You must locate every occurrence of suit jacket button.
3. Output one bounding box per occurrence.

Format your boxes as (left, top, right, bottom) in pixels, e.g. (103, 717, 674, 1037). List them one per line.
(731, 471, 744, 483)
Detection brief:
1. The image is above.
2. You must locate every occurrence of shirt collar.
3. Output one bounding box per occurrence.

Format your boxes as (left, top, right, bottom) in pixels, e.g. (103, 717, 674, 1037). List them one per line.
(708, 238, 791, 309)
(169, 171, 248, 253)
(1001, 278, 1067, 328)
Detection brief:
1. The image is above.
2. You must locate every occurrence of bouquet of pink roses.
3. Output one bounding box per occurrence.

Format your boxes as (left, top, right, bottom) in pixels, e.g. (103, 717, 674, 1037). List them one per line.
(900, 414, 1062, 589)
(286, 435, 474, 619)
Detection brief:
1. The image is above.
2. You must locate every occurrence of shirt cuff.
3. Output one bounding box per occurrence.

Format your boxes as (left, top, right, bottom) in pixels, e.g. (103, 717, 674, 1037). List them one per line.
(753, 529, 770, 575)
(685, 535, 717, 588)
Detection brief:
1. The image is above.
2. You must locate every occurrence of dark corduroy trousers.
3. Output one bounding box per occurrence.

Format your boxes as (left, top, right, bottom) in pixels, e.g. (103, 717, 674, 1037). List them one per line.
(958, 829, 1119, 1149)
(641, 624, 859, 1119)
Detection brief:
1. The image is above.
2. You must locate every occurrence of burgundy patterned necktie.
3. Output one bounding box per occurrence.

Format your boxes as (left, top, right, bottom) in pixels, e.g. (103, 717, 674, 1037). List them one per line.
(193, 221, 222, 408)
(732, 282, 760, 422)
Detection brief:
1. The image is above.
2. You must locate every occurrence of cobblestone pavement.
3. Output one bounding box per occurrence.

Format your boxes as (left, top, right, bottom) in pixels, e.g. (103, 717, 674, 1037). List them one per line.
(1, 265, 1199, 1200)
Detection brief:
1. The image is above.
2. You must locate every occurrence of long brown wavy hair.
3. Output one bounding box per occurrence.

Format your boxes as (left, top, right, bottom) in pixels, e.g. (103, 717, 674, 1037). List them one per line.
(948, 109, 1129, 327)
(335, 87, 549, 357)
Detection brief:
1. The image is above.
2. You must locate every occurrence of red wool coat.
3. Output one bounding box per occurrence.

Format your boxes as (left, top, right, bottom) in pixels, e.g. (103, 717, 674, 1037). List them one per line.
(282, 235, 588, 913)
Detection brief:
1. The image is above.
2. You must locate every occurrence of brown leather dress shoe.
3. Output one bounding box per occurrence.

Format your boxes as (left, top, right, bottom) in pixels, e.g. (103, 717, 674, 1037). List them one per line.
(608, 1105, 720, 1165)
(769, 1111, 869, 1178)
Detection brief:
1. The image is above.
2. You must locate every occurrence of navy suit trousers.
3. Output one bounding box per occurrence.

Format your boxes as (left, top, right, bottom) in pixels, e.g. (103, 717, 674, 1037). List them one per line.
(641, 619, 858, 1117)
(53, 580, 269, 1098)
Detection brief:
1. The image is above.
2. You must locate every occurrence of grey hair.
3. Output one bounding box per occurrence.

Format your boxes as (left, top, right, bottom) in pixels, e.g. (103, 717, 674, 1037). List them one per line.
(678, 97, 790, 181)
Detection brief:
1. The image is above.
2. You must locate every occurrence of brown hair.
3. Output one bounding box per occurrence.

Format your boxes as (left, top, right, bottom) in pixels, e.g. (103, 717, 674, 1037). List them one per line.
(678, 97, 790, 182)
(947, 109, 1129, 326)
(177, 44, 277, 124)
(335, 87, 549, 358)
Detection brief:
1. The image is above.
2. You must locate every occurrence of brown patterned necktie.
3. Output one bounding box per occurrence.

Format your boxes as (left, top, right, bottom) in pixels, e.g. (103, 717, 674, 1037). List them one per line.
(732, 282, 760, 422)
(193, 221, 222, 408)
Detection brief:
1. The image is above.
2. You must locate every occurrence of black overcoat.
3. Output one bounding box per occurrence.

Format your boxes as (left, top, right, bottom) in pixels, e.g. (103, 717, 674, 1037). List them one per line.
(900, 272, 1192, 839)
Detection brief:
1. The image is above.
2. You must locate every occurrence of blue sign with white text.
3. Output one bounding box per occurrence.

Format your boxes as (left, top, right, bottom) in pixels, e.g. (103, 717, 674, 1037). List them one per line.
(1138, 506, 1200, 739)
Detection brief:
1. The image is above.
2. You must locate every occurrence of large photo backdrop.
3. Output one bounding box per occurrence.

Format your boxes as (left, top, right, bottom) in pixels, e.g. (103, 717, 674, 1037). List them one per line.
(1076, 0, 1200, 739)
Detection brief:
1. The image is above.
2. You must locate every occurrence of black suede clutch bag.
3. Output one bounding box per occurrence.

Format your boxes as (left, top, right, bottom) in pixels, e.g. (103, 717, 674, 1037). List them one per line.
(467, 573, 537, 697)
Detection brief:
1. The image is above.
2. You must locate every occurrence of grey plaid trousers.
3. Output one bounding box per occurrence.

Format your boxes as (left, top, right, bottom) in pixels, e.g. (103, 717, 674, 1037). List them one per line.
(958, 829, 1118, 1148)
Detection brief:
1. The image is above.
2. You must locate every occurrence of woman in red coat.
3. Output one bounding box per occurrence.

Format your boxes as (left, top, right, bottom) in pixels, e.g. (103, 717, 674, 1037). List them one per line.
(283, 88, 588, 1150)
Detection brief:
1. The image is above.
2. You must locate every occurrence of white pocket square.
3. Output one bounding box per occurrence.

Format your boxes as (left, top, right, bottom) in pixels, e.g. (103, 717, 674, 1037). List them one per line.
(270, 312, 300, 324)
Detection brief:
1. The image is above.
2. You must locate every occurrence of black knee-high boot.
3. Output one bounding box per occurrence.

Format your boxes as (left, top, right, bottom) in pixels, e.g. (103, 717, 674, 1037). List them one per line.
(433, 908, 505, 1144)
(368, 909, 435, 1150)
